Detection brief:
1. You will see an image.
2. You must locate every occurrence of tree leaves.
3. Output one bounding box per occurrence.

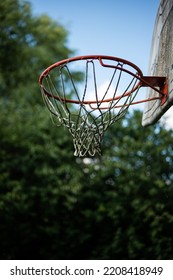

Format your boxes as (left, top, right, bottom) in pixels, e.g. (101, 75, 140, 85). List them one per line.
(1, 0, 173, 260)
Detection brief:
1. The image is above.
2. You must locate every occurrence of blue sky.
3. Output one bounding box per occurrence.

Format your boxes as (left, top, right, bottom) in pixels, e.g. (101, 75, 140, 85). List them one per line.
(30, 0, 159, 75)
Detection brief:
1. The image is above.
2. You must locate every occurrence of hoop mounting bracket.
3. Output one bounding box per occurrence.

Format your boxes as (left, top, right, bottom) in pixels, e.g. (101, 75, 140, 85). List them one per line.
(140, 76, 168, 105)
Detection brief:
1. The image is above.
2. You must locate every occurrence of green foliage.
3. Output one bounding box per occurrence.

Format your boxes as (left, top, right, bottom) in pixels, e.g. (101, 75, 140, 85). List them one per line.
(1, 0, 173, 260)
(0, 0, 74, 102)
(1, 103, 173, 260)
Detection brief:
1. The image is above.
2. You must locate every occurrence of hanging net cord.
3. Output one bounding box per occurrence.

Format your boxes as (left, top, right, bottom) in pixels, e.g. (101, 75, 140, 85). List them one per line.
(41, 59, 141, 157)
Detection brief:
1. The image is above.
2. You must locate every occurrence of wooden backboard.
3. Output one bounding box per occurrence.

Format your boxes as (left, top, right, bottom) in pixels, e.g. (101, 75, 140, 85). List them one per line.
(142, 0, 173, 126)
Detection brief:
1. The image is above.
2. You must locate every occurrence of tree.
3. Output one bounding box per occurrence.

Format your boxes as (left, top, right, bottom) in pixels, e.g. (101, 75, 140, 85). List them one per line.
(1, 0, 173, 260)
(77, 111, 173, 259)
(0, 0, 83, 259)
(1, 105, 173, 259)
(0, 0, 77, 103)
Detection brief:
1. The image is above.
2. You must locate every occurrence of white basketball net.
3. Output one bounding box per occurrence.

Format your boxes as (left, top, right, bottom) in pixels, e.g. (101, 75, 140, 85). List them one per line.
(40, 58, 140, 156)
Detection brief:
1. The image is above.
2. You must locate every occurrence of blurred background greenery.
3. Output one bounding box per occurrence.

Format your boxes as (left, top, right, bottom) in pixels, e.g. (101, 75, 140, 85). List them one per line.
(1, 0, 173, 260)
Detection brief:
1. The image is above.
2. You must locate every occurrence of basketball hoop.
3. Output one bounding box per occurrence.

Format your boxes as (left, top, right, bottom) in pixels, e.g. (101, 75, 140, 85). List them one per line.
(39, 55, 168, 157)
